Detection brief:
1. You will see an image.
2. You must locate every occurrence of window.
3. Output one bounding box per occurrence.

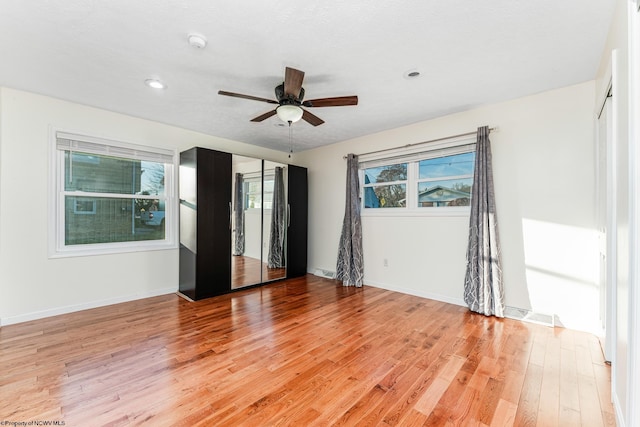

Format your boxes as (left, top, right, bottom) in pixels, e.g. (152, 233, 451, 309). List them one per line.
(363, 163, 407, 208)
(417, 152, 475, 207)
(360, 137, 476, 214)
(243, 173, 274, 210)
(51, 132, 177, 256)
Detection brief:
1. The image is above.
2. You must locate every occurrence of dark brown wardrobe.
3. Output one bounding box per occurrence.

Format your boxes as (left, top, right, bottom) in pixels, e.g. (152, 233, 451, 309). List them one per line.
(178, 147, 307, 301)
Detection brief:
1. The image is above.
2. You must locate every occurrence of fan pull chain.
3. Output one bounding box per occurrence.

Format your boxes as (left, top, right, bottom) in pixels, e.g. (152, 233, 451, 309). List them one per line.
(288, 121, 293, 158)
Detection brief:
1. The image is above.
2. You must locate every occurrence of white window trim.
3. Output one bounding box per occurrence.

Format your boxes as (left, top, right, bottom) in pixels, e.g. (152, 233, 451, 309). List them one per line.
(360, 135, 476, 217)
(48, 128, 179, 258)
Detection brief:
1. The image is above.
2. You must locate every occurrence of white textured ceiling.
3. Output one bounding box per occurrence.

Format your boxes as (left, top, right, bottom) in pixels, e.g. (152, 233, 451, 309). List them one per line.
(0, 0, 615, 152)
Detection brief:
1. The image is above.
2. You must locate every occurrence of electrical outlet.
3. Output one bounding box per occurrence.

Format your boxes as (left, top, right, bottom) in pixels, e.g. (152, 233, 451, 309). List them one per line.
(383, 258, 388, 267)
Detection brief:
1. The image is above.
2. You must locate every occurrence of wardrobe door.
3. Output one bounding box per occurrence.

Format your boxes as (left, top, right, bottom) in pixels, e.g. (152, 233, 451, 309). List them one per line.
(179, 147, 232, 300)
(262, 161, 288, 283)
(198, 148, 232, 298)
(286, 164, 308, 278)
(178, 148, 198, 300)
(230, 155, 264, 289)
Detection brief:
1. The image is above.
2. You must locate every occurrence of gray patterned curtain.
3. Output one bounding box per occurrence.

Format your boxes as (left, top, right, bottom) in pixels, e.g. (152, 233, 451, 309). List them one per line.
(464, 126, 504, 317)
(233, 173, 245, 256)
(268, 167, 286, 268)
(336, 154, 364, 287)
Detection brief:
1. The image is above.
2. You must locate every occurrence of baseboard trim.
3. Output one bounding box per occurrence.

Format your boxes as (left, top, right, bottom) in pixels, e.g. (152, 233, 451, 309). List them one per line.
(176, 291, 195, 302)
(0, 286, 178, 326)
(503, 306, 555, 327)
(363, 279, 466, 308)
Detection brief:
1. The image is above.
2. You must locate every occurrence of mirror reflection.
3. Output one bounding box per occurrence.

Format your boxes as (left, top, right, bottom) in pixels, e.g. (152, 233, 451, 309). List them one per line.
(231, 156, 287, 289)
(263, 160, 287, 283)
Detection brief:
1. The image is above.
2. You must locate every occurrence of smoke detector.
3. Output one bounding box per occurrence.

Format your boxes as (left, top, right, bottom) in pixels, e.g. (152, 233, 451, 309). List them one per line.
(187, 33, 207, 49)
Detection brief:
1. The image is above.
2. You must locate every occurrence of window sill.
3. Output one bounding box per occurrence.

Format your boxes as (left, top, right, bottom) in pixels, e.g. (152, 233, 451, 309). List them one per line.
(361, 207, 471, 218)
(49, 240, 177, 259)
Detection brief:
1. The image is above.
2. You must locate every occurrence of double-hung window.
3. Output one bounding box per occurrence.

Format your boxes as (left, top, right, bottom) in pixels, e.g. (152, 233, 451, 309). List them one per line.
(51, 131, 177, 256)
(359, 136, 476, 214)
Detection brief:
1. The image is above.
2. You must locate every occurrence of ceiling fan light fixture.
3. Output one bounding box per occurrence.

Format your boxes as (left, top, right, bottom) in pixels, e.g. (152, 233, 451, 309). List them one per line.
(276, 105, 303, 123)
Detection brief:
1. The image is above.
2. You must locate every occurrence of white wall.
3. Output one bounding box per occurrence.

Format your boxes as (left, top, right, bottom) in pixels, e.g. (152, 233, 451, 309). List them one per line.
(0, 87, 290, 325)
(297, 81, 598, 333)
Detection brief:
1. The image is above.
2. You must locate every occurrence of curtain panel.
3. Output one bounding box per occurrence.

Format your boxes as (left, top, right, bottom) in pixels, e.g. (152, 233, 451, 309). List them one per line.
(268, 167, 286, 268)
(336, 154, 364, 287)
(463, 126, 505, 317)
(233, 173, 245, 256)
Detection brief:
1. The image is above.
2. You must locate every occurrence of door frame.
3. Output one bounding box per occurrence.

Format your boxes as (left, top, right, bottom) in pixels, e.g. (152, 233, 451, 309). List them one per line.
(596, 82, 615, 363)
(595, 52, 617, 394)
(627, 3, 640, 425)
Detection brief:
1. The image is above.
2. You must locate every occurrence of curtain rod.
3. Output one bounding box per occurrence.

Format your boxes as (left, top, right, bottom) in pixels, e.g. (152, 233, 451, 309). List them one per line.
(343, 127, 497, 159)
(237, 167, 282, 176)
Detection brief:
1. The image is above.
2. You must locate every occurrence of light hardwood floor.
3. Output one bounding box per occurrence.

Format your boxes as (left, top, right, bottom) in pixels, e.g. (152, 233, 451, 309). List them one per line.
(0, 275, 615, 426)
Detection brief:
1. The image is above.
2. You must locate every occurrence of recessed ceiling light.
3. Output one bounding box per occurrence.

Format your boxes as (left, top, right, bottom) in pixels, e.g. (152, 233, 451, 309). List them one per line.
(145, 79, 167, 90)
(187, 33, 207, 49)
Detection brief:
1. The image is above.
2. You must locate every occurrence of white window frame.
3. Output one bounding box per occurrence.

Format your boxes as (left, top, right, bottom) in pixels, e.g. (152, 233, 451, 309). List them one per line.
(49, 129, 179, 257)
(359, 135, 476, 217)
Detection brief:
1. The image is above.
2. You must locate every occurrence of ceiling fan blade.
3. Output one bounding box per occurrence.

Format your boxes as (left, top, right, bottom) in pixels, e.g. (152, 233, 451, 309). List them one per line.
(284, 67, 305, 98)
(250, 109, 278, 122)
(303, 96, 358, 107)
(218, 90, 278, 104)
(301, 109, 325, 126)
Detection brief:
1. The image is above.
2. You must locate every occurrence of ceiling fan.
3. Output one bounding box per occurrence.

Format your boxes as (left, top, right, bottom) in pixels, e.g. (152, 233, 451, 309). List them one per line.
(218, 67, 358, 126)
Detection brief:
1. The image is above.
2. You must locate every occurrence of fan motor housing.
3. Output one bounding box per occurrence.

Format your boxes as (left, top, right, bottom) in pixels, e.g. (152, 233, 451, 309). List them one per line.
(275, 84, 304, 104)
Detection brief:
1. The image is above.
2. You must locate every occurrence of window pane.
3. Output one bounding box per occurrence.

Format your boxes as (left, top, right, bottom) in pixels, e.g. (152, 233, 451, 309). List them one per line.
(419, 152, 476, 179)
(65, 196, 165, 245)
(65, 152, 165, 197)
(246, 194, 261, 209)
(364, 184, 406, 208)
(364, 163, 407, 184)
(262, 177, 273, 210)
(263, 179, 274, 193)
(246, 181, 261, 193)
(140, 161, 166, 196)
(417, 179, 473, 207)
(244, 180, 262, 209)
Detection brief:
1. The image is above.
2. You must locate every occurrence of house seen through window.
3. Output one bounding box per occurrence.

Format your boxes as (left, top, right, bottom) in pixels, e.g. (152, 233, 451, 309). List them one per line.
(417, 152, 475, 207)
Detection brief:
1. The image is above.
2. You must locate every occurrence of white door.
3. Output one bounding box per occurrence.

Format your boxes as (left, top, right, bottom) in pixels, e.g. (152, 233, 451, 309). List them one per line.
(597, 87, 614, 362)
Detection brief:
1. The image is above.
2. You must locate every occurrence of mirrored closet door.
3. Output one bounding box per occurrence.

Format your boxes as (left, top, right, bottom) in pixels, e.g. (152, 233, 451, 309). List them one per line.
(231, 155, 287, 289)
